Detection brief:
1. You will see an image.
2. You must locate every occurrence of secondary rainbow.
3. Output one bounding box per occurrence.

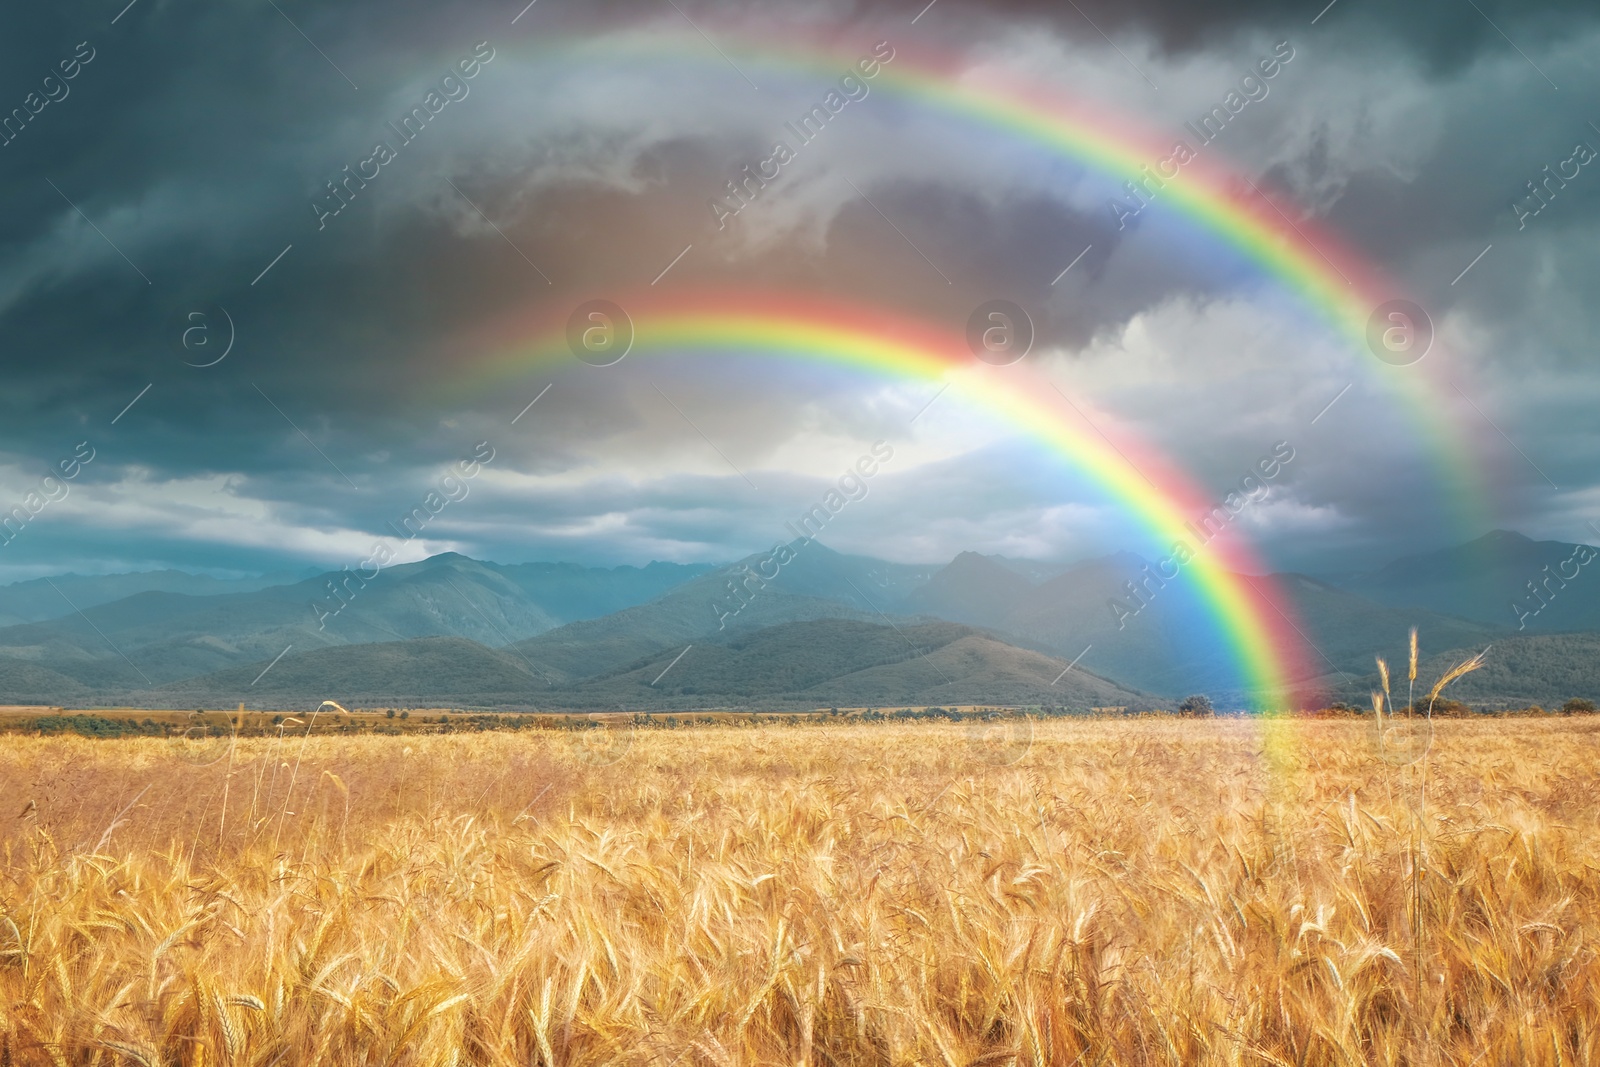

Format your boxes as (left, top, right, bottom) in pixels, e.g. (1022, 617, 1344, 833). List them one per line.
(484, 27, 1494, 531)
(459, 291, 1320, 704)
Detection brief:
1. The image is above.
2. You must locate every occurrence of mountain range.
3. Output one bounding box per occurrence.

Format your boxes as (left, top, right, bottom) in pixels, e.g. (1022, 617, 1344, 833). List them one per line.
(1338, 529, 1600, 633)
(0, 531, 1592, 711)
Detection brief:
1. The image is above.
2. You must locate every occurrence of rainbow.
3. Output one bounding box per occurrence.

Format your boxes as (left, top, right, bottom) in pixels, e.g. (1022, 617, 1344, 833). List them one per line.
(424, 25, 1500, 703)
(457, 291, 1321, 705)
(480, 27, 1493, 531)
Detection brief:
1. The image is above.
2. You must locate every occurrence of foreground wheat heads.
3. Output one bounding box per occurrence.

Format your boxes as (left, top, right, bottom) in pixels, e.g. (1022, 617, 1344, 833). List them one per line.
(1, 719, 1598, 1066)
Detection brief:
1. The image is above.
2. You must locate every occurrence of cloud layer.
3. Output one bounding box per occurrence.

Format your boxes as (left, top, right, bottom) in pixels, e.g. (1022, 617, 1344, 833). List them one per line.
(0, 0, 1597, 580)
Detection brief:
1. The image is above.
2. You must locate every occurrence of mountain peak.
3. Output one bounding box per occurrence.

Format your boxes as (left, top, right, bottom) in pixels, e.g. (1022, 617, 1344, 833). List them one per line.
(901, 552, 1032, 628)
(948, 550, 1014, 571)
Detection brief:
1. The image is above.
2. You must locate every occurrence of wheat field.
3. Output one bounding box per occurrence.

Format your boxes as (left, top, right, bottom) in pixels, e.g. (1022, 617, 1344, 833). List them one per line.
(1, 717, 1598, 1066)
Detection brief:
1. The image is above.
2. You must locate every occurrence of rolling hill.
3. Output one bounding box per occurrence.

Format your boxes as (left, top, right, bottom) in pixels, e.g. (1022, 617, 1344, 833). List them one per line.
(508, 543, 930, 684)
(561, 618, 1148, 709)
(897, 551, 1504, 698)
(1336, 632, 1600, 710)
(149, 636, 547, 708)
(125, 618, 1151, 711)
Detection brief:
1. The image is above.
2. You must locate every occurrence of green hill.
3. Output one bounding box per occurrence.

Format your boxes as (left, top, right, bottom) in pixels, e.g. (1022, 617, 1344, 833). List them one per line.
(148, 636, 547, 708)
(560, 618, 1148, 710)
(121, 619, 1149, 712)
(1335, 632, 1600, 709)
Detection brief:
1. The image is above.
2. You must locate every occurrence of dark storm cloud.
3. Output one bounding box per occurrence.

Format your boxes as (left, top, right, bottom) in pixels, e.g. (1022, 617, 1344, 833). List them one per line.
(1, 0, 1597, 577)
(902, 0, 1595, 70)
(530, 0, 1598, 69)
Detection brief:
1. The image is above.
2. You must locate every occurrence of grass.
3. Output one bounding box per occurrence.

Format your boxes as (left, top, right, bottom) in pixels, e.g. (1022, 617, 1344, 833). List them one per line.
(1, 717, 1598, 1065)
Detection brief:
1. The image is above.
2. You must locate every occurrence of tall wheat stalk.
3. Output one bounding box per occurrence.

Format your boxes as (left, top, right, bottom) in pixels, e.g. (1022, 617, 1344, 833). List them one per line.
(216, 708, 241, 848)
(272, 707, 324, 855)
(1378, 632, 1488, 1042)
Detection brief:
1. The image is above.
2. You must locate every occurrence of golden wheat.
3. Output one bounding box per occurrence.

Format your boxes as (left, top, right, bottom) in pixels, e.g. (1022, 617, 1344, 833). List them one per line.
(1, 718, 1597, 1066)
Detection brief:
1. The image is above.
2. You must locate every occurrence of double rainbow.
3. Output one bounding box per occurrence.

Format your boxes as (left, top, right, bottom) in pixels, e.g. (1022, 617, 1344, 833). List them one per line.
(434, 24, 1496, 704)
(480, 26, 1491, 528)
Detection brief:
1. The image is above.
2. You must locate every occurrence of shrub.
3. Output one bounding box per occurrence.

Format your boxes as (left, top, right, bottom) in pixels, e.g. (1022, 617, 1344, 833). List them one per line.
(1561, 698, 1597, 715)
(1403, 697, 1470, 718)
(1177, 694, 1214, 717)
(32, 714, 131, 738)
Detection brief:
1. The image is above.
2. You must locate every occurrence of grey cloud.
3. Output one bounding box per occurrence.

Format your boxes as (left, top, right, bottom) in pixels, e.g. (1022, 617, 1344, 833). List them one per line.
(0, 0, 1596, 579)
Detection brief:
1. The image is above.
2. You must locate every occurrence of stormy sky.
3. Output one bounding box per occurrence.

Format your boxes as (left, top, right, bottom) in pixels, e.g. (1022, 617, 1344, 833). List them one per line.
(1, 0, 1597, 582)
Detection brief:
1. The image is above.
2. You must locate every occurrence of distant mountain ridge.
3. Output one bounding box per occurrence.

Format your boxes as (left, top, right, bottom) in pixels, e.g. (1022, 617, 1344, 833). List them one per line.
(1334, 530, 1600, 633)
(0, 569, 313, 628)
(0, 530, 1595, 708)
(508, 543, 933, 685)
(0, 555, 714, 691)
